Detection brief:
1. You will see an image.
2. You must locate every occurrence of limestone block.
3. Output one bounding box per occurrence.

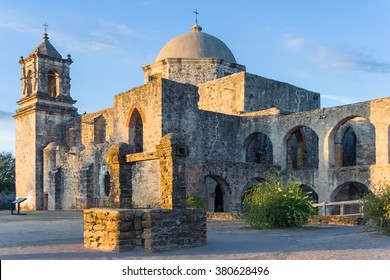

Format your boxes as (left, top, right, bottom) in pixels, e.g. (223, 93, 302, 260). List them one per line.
(134, 217, 142, 230)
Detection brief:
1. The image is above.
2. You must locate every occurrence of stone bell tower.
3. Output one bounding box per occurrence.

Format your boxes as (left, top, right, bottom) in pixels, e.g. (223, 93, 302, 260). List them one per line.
(14, 32, 77, 210)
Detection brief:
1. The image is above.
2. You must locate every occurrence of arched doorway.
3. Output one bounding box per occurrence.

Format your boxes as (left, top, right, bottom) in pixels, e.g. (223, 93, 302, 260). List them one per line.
(205, 175, 230, 213)
(214, 184, 224, 212)
(127, 106, 145, 153)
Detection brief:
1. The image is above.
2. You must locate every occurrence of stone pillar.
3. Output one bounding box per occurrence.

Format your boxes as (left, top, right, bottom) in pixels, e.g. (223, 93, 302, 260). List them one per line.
(334, 143, 342, 167)
(156, 133, 188, 210)
(106, 143, 133, 208)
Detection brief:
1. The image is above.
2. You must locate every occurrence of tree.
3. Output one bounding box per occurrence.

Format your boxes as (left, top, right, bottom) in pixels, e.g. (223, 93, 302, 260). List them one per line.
(0, 152, 15, 193)
(363, 183, 390, 235)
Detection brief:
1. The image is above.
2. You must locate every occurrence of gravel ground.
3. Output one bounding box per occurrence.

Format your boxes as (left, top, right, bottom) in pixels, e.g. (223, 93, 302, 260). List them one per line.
(0, 210, 390, 260)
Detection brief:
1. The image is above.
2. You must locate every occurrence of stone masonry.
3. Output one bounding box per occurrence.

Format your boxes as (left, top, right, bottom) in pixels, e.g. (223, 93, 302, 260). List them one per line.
(14, 24, 389, 219)
(84, 133, 206, 252)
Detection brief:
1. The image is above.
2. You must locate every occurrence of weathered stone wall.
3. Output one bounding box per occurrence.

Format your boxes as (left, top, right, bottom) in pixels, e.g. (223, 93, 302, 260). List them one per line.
(198, 72, 245, 115)
(143, 58, 245, 85)
(14, 110, 37, 210)
(186, 161, 277, 213)
(197, 72, 320, 115)
(84, 208, 206, 253)
(131, 160, 160, 208)
(243, 73, 320, 113)
(15, 101, 77, 210)
(114, 79, 163, 149)
(81, 108, 115, 147)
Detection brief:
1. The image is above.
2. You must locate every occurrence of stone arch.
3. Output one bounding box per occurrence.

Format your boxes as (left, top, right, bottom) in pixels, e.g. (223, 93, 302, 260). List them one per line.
(285, 126, 319, 169)
(330, 181, 369, 214)
(93, 115, 106, 144)
(243, 132, 273, 164)
(240, 177, 264, 212)
(300, 184, 319, 203)
(329, 116, 376, 168)
(47, 69, 59, 97)
(127, 104, 146, 153)
(205, 175, 231, 213)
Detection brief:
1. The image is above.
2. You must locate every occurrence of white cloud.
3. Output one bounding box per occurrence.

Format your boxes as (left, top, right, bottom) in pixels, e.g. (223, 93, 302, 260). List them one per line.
(0, 10, 41, 36)
(0, 111, 13, 123)
(0, 9, 136, 54)
(283, 33, 305, 52)
(312, 45, 390, 74)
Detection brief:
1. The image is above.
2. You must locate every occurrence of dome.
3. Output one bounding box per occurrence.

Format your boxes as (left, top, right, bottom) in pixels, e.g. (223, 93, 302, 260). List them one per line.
(155, 25, 237, 63)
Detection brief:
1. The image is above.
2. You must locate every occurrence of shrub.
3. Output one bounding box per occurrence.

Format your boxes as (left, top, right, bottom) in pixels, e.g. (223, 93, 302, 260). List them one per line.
(243, 175, 316, 229)
(186, 194, 206, 210)
(363, 185, 390, 235)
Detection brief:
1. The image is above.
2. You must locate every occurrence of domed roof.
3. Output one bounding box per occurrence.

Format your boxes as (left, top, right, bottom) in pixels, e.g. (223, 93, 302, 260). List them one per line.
(155, 25, 237, 63)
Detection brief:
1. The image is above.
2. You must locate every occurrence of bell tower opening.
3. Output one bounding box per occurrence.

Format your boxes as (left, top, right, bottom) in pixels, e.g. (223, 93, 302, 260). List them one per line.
(48, 70, 59, 97)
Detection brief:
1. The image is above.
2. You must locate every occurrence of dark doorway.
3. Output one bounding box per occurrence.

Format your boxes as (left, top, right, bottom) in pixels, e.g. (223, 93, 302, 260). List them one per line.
(214, 184, 224, 212)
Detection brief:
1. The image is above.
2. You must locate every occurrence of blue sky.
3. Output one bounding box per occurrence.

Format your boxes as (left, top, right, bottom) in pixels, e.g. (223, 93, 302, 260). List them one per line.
(1, 0, 390, 154)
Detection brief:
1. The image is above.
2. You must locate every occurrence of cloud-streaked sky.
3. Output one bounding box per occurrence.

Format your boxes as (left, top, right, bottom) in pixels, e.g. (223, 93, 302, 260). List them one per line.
(1, 0, 389, 154)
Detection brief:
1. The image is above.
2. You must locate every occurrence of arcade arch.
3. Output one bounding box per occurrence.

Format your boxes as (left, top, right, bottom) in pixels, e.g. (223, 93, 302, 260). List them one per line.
(243, 132, 273, 164)
(330, 181, 369, 214)
(330, 116, 376, 168)
(285, 126, 319, 169)
(205, 175, 231, 213)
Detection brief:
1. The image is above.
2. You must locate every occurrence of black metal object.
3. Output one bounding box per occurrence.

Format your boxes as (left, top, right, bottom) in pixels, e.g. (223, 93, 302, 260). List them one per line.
(11, 198, 27, 215)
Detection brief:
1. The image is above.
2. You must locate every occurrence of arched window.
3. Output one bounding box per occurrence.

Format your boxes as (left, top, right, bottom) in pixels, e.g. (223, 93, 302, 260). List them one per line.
(128, 108, 144, 153)
(48, 69, 59, 97)
(286, 126, 318, 169)
(342, 126, 357, 166)
(332, 117, 375, 167)
(26, 70, 33, 96)
(93, 115, 106, 144)
(244, 132, 273, 164)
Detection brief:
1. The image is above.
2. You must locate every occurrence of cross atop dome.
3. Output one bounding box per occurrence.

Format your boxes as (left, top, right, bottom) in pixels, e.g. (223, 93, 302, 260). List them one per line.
(193, 9, 199, 25)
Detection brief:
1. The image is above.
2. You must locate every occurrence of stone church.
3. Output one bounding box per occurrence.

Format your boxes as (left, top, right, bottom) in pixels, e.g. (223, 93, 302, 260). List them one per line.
(15, 24, 390, 212)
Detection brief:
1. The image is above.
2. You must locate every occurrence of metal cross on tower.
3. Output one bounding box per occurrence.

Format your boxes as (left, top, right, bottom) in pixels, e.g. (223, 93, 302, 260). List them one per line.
(193, 9, 199, 25)
(43, 23, 49, 33)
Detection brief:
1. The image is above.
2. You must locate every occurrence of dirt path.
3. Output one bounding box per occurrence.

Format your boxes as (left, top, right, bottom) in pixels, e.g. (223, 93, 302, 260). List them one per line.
(0, 211, 389, 259)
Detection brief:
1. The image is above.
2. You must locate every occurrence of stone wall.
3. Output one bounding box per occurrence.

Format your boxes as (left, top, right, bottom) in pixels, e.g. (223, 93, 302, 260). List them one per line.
(84, 208, 206, 253)
(197, 72, 320, 115)
(143, 58, 245, 85)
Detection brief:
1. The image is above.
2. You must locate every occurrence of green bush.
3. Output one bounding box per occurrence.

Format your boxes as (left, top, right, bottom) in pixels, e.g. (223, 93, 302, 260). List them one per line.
(243, 175, 316, 229)
(0, 152, 15, 193)
(363, 185, 390, 235)
(186, 194, 206, 210)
